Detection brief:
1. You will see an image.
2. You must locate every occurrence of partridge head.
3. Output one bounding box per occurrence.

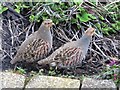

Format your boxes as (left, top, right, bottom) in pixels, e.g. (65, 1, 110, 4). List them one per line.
(10, 19, 54, 64)
(84, 27, 95, 36)
(41, 19, 55, 28)
(38, 27, 95, 68)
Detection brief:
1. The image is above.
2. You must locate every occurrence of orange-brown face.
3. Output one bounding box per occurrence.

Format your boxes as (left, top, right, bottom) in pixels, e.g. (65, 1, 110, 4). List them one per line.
(85, 27, 95, 36)
(43, 19, 54, 28)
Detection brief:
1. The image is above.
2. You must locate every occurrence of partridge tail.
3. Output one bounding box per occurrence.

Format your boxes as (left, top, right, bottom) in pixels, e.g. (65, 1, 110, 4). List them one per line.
(10, 56, 20, 64)
(37, 58, 53, 65)
(10, 58, 17, 64)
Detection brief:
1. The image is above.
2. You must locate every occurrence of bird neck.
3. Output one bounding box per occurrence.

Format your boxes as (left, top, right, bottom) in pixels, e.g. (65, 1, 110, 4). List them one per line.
(39, 25, 50, 32)
(39, 24, 51, 34)
(78, 34, 91, 48)
(38, 25, 52, 45)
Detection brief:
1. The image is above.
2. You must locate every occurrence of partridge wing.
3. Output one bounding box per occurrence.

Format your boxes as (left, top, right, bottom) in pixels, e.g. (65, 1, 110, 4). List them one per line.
(54, 47, 83, 67)
(21, 38, 50, 62)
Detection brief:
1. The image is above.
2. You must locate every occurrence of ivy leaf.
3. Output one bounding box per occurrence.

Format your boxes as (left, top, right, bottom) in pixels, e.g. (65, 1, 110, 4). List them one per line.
(99, 15, 105, 20)
(15, 8, 20, 13)
(0, 4, 8, 14)
(112, 21, 120, 30)
(22, 4, 29, 8)
(77, 13, 91, 22)
(29, 15, 35, 22)
(102, 28, 110, 35)
(88, 14, 96, 19)
(0, 7, 8, 14)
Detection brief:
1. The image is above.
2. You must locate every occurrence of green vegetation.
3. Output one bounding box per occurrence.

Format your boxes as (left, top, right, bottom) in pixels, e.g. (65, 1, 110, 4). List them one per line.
(100, 63, 120, 86)
(16, 67, 27, 74)
(1, 1, 119, 35)
(0, 3, 8, 14)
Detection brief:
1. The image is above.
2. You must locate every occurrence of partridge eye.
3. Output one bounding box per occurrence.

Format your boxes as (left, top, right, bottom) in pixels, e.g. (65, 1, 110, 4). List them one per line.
(92, 30, 94, 33)
(45, 23, 47, 25)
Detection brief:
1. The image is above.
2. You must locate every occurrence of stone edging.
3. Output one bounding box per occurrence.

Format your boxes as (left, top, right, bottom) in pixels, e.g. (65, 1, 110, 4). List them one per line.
(0, 71, 117, 89)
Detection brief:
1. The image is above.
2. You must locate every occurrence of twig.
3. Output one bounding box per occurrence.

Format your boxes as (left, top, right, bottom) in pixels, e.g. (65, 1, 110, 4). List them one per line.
(8, 20, 14, 46)
(105, 38, 118, 55)
(54, 27, 71, 42)
(104, 0, 120, 8)
(25, 22, 33, 40)
(93, 42, 110, 61)
(0, 48, 13, 60)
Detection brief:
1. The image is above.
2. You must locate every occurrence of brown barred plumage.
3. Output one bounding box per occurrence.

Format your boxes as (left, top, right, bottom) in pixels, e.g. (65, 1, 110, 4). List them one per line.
(21, 38, 50, 62)
(54, 47, 82, 67)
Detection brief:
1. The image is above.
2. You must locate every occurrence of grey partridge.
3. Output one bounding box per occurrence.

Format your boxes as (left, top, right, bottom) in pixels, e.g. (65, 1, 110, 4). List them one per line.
(10, 19, 54, 64)
(38, 27, 95, 68)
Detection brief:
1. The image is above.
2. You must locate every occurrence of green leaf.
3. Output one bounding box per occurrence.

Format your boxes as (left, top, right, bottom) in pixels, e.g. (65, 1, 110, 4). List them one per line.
(73, 0, 83, 5)
(15, 4, 20, 9)
(22, 4, 29, 8)
(52, 18, 59, 24)
(16, 67, 26, 74)
(99, 15, 105, 20)
(89, 0, 98, 5)
(112, 21, 120, 30)
(88, 14, 96, 19)
(0, 4, 8, 14)
(95, 23, 101, 29)
(77, 13, 91, 22)
(102, 28, 110, 35)
(29, 15, 35, 22)
(78, 7, 85, 12)
(15, 8, 20, 13)
(0, 7, 8, 14)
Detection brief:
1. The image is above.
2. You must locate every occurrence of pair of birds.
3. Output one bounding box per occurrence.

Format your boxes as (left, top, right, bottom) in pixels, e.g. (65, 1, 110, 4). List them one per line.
(10, 19, 95, 68)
